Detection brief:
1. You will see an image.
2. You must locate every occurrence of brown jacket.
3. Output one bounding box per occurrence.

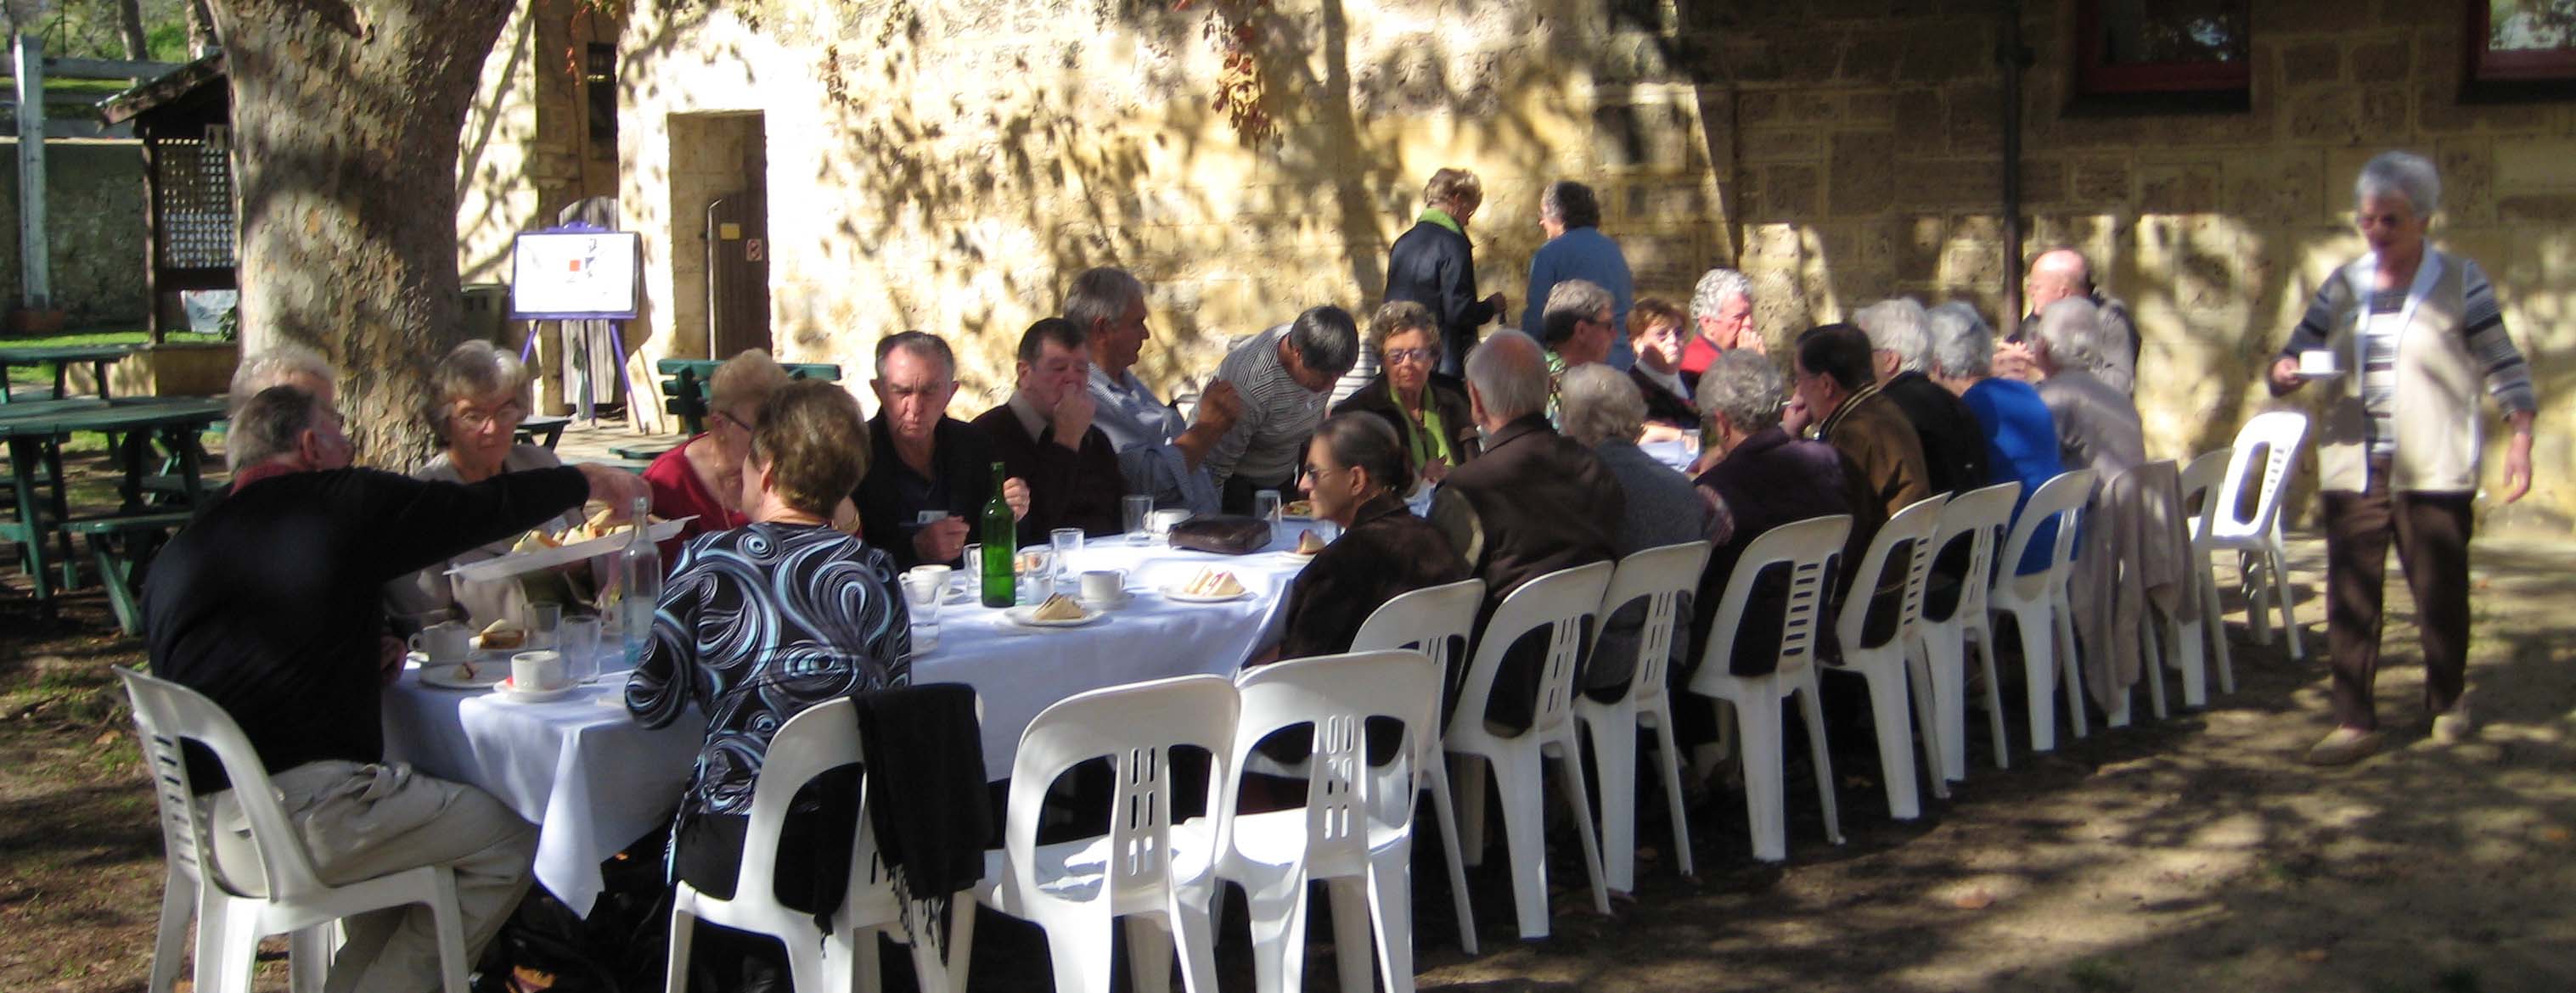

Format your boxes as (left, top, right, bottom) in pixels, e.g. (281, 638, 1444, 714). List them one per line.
(1818, 384, 1932, 520)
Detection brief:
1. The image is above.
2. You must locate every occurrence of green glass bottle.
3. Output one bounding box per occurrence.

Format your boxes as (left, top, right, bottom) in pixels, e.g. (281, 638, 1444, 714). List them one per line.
(981, 461, 1015, 608)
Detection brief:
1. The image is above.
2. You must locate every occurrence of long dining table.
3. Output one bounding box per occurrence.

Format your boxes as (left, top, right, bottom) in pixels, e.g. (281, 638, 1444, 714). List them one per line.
(379, 525, 1320, 915)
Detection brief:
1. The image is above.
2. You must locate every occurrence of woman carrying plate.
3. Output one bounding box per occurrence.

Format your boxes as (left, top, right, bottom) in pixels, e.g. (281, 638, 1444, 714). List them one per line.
(1255, 412, 1466, 665)
(385, 339, 578, 631)
(626, 380, 910, 988)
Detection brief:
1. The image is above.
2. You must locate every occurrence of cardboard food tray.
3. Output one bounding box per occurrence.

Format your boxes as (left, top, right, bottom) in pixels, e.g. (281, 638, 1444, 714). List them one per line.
(447, 517, 694, 582)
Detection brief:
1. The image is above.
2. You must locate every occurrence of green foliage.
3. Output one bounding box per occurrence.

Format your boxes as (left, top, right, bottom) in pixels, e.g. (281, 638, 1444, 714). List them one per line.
(2067, 957, 2132, 993)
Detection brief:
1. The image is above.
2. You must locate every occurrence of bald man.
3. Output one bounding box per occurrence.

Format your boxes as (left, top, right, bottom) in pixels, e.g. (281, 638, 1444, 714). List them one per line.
(2001, 249, 2139, 394)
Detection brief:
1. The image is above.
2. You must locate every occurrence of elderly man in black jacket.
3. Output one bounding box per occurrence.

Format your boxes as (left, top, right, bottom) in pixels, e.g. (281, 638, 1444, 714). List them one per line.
(1385, 167, 1507, 379)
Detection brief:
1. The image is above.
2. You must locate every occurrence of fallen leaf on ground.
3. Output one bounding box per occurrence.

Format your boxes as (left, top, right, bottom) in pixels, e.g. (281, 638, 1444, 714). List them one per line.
(1951, 888, 1995, 910)
(2540, 827, 2572, 843)
(2295, 949, 2329, 963)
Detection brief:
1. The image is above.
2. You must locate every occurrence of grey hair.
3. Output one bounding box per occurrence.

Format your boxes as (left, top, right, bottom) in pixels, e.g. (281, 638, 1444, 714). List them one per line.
(1559, 363, 1647, 447)
(424, 339, 532, 439)
(228, 345, 335, 414)
(2355, 150, 2440, 216)
(1688, 268, 1752, 323)
(1540, 180, 1602, 229)
(1540, 278, 1615, 348)
(1062, 266, 1145, 337)
(2032, 297, 2106, 375)
(1465, 329, 1551, 422)
(1695, 349, 1786, 434)
(1853, 297, 1932, 374)
(1926, 301, 1996, 379)
(228, 384, 322, 471)
(1286, 305, 1361, 378)
(874, 331, 957, 383)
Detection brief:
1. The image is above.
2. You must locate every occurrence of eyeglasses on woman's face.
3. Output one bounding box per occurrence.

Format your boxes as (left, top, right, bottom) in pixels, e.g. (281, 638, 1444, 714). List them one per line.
(1383, 347, 1438, 366)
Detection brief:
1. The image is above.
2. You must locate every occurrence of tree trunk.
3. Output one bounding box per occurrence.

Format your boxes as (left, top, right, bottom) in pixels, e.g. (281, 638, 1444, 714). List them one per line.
(183, 0, 218, 55)
(212, 0, 515, 466)
(115, 0, 149, 60)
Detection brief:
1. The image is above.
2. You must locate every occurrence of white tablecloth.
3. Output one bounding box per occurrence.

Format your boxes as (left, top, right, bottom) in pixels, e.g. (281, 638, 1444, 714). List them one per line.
(378, 526, 1316, 915)
(1640, 438, 1699, 473)
(380, 653, 701, 917)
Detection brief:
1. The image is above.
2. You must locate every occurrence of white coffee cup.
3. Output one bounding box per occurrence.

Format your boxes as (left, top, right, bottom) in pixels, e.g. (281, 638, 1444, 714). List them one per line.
(408, 620, 474, 664)
(2298, 350, 2338, 376)
(511, 650, 568, 693)
(1079, 569, 1128, 604)
(1148, 508, 1192, 536)
(906, 564, 953, 595)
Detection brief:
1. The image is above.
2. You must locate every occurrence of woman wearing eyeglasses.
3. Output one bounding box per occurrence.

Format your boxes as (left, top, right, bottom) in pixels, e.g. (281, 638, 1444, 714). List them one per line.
(1330, 300, 1482, 486)
(643, 350, 790, 552)
(385, 339, 579, 630)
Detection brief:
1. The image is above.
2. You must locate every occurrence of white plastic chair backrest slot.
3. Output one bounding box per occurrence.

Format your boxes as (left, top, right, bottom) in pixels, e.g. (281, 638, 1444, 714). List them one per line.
(117, 667, 331, 902)
(1593, 541, 1714, 704)
(1447, 562, 1616, 736)
(1998, 470, 2097, 588)
(1351, 578, 1486, 720)
(1835, 496, 1948, 652)
(1005, 675, 1240, 910)
(2179, 447, 2231, 543)
(1231, 650, 1442, 861)
(1924, 482, 2020, 625)
(2214, 412, 2308, 539)
(1688, 515, 1852, 691)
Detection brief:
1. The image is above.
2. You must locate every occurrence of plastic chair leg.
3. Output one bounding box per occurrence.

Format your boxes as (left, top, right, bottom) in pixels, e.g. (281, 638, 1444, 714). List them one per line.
(1793, 677, 1845, 847)
(203, 902, 257, 993)
(1327, 878, 1374, 993)
(1365, 844, 1417, 993)
(1904, 643, 1949, 799)
(1546, 738, 1611, 917)
(288, 926, 332, 993)
(429, 871, 470, 993)
(1485, 743, 1552, 938)
(2173, 610, 2208, 709)
(1732, 693, 1788, 862)
(1236, 859, 1307, 993)
(2267, 542, 2303, 660)
(1842, 663, 1922, 820)
(2053, 598, 2089, 740)
(149, 871, 193, 993)
(1173, 894, 1222, 993)
(946, 900, 977, 993)
(1970, 626, 2010, 770)
(1420, 760, 1477, 956)
(2011, 608, 2059, 753)
(1923, 630, 1970, 783)
(1451, 754, 1488, 868)
(2201, 566, 2236, 694)
(2243, 551, 2275, 646)
(1644, 706, 1695, 880)
(1581, 710, 1640, 893)
(662, 904, 696, 993)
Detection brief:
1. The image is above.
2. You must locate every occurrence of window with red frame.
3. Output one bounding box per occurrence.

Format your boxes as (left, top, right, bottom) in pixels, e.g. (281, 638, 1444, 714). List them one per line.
(2075, 0, 2251, 98)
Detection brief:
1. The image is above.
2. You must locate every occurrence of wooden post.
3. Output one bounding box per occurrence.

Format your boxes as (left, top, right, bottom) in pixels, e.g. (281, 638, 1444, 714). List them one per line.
(13, 33, 52, 315)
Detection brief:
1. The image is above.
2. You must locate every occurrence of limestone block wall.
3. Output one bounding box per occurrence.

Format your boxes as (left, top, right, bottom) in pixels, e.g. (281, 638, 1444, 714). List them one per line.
(0, 140, 147, 326)
(458, 0, 622, 284)
(591, 0, 2576, 525)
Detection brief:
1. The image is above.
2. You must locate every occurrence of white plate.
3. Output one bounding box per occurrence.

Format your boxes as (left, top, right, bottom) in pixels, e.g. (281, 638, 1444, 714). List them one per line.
(1161, 584, 1253, 603)
(488, 678, 581, 704)
(446, 516, 697, 583)
(414, 654, 508, 689)
(1003, 604, 1105, 628)
(1077, 590, 1134, 610)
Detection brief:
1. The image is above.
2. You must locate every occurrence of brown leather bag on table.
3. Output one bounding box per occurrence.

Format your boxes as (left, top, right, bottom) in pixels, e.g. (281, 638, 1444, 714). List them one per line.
(1167, 514, 1274, 555)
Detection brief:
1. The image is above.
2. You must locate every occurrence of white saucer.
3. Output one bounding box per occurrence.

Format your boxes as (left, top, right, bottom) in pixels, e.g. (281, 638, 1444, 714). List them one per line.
(415, 654, 507, 689)
(1003, 604, 1105, 628)
(1077, 590, 1134, 610)
(488, 677, 580, 704)
(1161, 585, 1253, 603)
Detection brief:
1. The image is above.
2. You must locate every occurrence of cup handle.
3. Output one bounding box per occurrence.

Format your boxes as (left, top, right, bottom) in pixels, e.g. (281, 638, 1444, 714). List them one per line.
(406, 631, 425, 653)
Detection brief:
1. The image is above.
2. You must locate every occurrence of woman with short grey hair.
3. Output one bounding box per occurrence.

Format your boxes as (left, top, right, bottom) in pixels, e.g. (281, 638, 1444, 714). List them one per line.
(1931, 300, 2064, 575)
(2268, 149, 2538, 765)
(386, 339, 574, 631)
(1559, 362, 1649, 448)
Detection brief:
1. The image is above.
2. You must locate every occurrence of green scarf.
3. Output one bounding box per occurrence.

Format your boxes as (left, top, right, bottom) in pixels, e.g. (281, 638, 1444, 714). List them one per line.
(1391, 379, 1454, 468)
(1420, 207, 1463, 235)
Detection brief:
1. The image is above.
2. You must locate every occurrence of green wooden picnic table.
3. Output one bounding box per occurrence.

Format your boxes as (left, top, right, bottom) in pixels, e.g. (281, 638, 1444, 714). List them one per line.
(3, 396, 228, 624)
(0, 345, 138, 403)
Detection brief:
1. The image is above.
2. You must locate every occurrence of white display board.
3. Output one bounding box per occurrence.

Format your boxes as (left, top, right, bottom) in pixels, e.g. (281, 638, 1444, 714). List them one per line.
(509, 229, 641, 319)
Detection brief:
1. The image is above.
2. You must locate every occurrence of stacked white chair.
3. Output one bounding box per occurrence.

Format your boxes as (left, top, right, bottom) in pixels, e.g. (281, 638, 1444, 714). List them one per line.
(1443, 561, 1615, 940)
(953, 675, 1237, 993)
(1347, 577, 1486, 955)
(663, 698, 957, 993)
(1572, 540, 1713, 893)
(1219, 649, 1443, 993)
(2206, 411, 2310, 659)
(118, 666, 472, 993)
(2177, 446, 2236, 694)
(1988, 469, 2097, 753)
(1685, 514, 1852, 863)
(1824, 496, 1949, 820)
(1918, 480, 2021, 780)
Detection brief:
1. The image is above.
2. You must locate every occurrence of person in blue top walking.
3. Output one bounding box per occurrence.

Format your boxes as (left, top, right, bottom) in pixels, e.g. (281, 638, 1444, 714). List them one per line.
(1522, 180, 1635, 370)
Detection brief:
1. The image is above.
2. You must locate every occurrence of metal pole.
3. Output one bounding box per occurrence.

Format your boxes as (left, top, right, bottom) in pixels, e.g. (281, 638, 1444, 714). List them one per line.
(13, 33, 52, 312)
(1998, 0, 2028, 328)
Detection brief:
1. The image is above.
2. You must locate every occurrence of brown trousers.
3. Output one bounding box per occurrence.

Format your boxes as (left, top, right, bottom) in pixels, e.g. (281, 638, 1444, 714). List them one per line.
(2320, 463, 2474, 731)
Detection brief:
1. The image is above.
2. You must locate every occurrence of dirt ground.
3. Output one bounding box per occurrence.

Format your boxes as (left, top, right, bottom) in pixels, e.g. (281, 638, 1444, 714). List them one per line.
(3, 517, 2572, 992)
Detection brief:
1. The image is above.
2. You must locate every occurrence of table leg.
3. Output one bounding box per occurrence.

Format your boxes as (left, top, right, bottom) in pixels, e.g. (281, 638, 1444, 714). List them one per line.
(166, 424, 206, 507)
(40, 436, 76, 591)
(93, 360, 113, 401)
(8, 436, 55, 605)
(53, 362, 70, 401)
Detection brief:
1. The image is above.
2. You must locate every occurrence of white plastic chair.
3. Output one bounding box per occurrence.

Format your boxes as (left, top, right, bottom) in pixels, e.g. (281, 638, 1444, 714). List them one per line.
(117, 666, 471, 993)
(1443, 561, 1615, 940)
(2178, 446, 2236, 695)
(663, 698, 954, 993)
(953, 675, 1236, 993)
(1825, 496, 1949, 821)
(1574, 541, 1712, 893)
(1919, 481, 2020, 780)
(1684, 514, 1852, 863)
(1219, 649, 1441, 993)
(1989, 469, 2096, 753)
(1348, 577, 1486, 956)
(2207, 412, 2309, 659)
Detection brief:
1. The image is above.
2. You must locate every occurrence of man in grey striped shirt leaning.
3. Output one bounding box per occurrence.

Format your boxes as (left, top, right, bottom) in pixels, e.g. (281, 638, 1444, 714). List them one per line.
(1206, 306, 1362, 513)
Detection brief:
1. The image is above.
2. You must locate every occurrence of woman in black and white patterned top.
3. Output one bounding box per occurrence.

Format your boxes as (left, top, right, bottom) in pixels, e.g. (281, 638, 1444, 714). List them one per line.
(627, 380, 910, 919)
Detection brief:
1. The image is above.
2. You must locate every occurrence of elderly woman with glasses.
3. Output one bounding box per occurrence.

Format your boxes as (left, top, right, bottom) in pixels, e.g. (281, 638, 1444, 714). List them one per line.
(1330, 299, 1481, 485)
(385, 339, 576, 630)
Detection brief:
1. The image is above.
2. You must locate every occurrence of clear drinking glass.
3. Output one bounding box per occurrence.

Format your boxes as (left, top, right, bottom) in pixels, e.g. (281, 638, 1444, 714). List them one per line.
(528, 602, 564, 651)
(1049, 528, 1083, 580)
(1014, 547, 1055, 606)
(961, 543, 982, 597)
(560, 615, 604, 683)
(903, 573, 943, 650)
(1122, 495, 1154, 546)
(1253, 489, 1283, 527)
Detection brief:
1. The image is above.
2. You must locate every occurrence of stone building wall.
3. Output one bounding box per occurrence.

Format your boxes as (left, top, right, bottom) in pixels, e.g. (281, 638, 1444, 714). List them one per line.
(580, 0, 2576, 524)
(458, 0, 621, 286)
(0, 140, 148, 326)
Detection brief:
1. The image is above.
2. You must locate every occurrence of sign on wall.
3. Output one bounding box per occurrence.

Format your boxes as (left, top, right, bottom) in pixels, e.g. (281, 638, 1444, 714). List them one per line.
(509, 229, 641, 320)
